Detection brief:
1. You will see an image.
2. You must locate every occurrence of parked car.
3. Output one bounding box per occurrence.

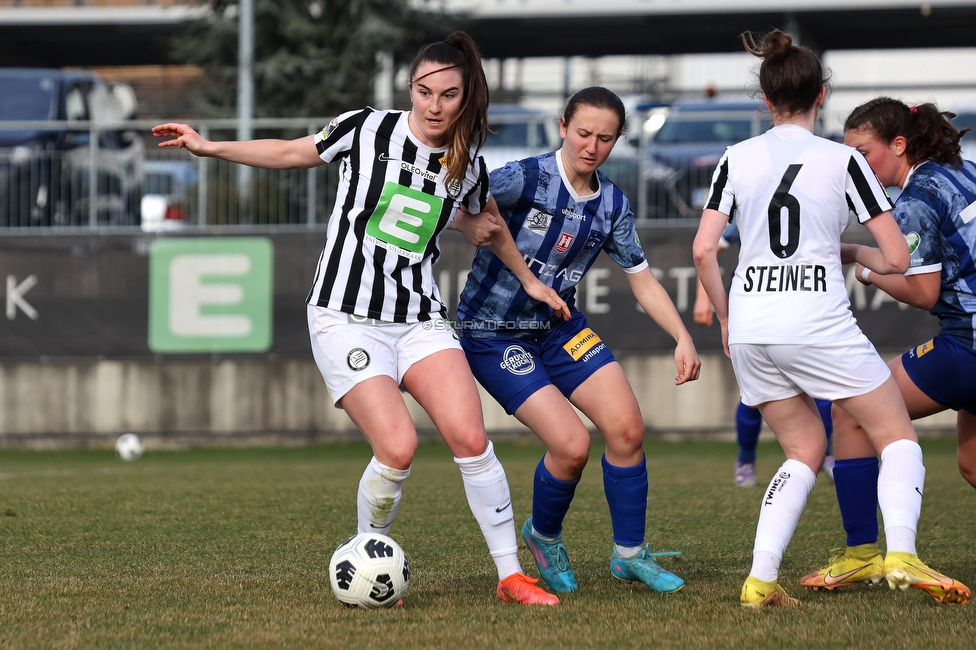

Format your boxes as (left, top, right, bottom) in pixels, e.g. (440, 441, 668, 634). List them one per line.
(140, 160, 197, 232)
(642, 96, 771, 218)
(0, 68, 142, 227)
(481, 104, 558, 172)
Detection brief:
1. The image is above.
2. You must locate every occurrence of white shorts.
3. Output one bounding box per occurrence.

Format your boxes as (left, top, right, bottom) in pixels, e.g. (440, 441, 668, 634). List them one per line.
(306, 304, 462, 406)
(730, 333, 891, 407)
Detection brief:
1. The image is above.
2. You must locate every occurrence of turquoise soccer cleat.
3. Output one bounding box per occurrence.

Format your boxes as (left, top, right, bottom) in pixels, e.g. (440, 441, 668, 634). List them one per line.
(521, 518, 578, 593)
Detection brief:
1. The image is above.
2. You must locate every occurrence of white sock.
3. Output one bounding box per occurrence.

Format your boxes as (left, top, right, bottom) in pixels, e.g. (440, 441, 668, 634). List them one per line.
(749, 459, 817, 582)
(878, 439, 924, 555)
(615, 544, 642, 559)
(357, 457, 410, 536)
(455, 441, 521, 580)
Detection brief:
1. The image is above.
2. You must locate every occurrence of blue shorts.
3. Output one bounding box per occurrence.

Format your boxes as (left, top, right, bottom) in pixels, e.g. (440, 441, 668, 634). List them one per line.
(902, 334, 976, 415)
(460, 312, 617, 414)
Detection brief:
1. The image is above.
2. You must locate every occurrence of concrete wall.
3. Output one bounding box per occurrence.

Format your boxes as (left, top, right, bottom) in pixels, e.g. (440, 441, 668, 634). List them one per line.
(0, 353, 955, 449)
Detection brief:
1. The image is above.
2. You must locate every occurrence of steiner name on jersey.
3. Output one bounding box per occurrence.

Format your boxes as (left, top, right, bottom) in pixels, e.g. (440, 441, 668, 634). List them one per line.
(743, 264, 827, 293)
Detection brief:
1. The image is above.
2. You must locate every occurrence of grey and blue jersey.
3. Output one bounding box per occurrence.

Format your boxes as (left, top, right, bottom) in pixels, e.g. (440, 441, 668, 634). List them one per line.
(896, 160, 976, 349)
(457, 151, 647, 338)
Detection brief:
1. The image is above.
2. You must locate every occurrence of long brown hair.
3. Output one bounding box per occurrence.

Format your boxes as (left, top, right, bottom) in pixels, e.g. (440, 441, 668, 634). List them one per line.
(742, 29, 829, 118)
(844, 97, 969, 168)
(409, 31, 490, 189)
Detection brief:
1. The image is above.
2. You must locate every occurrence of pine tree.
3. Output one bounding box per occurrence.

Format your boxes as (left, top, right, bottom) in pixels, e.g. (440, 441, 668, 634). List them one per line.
(175, 0, 455, 118)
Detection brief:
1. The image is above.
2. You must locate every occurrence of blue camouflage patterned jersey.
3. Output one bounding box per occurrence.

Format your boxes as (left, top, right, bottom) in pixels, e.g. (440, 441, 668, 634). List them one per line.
(896, 160, 976, 349)
(457, 151, 647, 339)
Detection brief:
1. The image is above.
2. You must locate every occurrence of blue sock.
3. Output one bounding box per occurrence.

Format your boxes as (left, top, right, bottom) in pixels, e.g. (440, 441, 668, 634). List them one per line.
(736, 402, 763, 464)
(531, 457, 579, 538)
(815, 399, 834, 455)
(834, 456, 880, 546)
(602, 454, 647, 547)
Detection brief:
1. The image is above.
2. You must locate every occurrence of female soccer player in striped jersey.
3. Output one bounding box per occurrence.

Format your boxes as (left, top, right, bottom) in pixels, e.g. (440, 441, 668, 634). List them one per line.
(455, 87, 701, 595)
(800, 97, 973, 604)
(153, 32, 568, 606)
(694, 29, 939, 607)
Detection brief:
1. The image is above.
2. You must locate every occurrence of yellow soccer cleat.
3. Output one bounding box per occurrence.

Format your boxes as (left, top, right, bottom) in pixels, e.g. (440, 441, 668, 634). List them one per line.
(799, 543, 884, 591)
(740, 576, 799, 607)
(884, 552, 971, 604)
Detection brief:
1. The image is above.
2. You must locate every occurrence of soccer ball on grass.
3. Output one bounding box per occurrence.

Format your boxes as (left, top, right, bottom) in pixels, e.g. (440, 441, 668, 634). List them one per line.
(329, 532, 410, 608)
(114, 433, 144, 461)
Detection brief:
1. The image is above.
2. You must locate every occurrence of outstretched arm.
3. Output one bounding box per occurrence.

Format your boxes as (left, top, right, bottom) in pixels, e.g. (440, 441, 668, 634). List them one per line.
(627, 267, 701, 385)
(152, 123, 323, 170)
(854, 264, 941, 310)
(475, 196, 570, 320)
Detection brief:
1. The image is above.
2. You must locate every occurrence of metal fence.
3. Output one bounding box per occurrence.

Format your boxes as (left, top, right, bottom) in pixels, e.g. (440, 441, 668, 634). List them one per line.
(0, 114, 709, 230)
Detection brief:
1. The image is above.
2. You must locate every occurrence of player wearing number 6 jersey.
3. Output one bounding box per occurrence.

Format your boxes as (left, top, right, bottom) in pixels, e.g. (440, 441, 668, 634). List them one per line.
(694, 29, 938, 607)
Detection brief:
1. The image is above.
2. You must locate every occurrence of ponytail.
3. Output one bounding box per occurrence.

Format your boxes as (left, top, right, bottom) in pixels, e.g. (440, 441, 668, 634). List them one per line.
(409, 31, 490, 189)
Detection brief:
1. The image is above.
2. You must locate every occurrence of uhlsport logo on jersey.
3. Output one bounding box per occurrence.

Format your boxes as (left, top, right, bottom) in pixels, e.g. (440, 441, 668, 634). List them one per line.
(563, 328, 602, 361)
(148, 238, 273, 353)
(366, 183, 442, 261)
(499, 345, 535, 375)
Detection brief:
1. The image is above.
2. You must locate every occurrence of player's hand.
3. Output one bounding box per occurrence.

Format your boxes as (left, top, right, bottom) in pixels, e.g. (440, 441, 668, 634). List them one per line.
(854, 262, 871, 285)
(692, 294, 714, 327)
(719, 319, 731, 359)
(526, 281, 570, 321)
(450, 209, 501, 246)
(152, 123, 210, 157)
(673, 335, 701, 385)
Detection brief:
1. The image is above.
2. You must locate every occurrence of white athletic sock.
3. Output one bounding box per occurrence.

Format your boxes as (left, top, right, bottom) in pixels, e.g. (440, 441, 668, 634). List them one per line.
(454, 441, 521, 581)
(614, 544, 642, 559)
(357, 457, 410, 536)
(749, 459, 817, 583)
(878, 439, 924, 555)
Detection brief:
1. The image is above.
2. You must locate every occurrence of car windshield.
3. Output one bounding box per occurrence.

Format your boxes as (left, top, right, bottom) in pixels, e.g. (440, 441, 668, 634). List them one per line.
(0, 76, 56, 120)
(486, 121, 549, 148)
(654, 118, 755, 144)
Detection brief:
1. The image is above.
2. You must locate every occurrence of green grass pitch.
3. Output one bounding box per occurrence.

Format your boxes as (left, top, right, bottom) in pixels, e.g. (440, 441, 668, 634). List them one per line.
(1, 438, 973, 649)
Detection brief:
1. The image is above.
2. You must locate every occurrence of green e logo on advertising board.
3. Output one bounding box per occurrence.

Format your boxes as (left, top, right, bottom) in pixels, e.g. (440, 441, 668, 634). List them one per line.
(148, 238, 273, 353)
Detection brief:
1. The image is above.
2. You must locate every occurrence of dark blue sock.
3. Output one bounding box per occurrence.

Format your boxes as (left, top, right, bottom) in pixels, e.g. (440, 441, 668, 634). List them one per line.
(834, 456, 880, 546)
(815, 399, 834, 455)
(735, 401, 763, 464)
(602, 454, 647, 547)
(531, 457, 579, 538)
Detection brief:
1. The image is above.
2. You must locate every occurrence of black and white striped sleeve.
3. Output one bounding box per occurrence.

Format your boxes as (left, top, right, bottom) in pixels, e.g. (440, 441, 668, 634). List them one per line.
(705, 147, 735, 215)
(313, 108, 369, 164)
(845, 150, 894, 224)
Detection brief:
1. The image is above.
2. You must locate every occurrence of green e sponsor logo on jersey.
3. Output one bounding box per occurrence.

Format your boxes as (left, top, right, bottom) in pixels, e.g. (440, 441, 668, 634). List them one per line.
(905, 231, 920, 255)
(148, 237, 273, 353)
(365, 183, 443, 261)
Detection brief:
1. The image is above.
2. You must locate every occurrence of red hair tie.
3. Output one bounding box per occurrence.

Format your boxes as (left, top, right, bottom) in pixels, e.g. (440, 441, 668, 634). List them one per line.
(910, 105, 918, 114)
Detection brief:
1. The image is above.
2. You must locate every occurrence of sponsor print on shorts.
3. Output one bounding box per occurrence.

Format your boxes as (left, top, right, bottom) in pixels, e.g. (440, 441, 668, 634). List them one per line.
(365, 183, 443, 261)
(563, 328, 602, 361)
(915, 339, 935, 358)
(499, 345, 535, 375)
(347, 348, 370, 371)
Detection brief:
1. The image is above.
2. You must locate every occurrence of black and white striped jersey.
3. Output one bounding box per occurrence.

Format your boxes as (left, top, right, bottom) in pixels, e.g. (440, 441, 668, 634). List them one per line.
(306, 108, 489, 322)
(705, 124, 893, 344)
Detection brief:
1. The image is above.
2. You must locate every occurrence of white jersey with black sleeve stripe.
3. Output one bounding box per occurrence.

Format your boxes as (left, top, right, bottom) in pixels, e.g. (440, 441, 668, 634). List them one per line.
(306, 108, 489, 323)
(705, 124, 893, 344)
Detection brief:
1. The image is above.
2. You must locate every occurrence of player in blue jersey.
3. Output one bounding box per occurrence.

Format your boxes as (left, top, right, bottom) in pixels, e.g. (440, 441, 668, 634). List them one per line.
(800, 97, 972, 603)
(454, 87, 701, 595)
(693, 220, 835, 487)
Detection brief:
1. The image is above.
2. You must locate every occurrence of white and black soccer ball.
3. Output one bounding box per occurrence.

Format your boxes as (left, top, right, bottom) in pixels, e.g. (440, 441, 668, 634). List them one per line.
(329, 532, 410, 608)
(114, 433, 144, 461)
